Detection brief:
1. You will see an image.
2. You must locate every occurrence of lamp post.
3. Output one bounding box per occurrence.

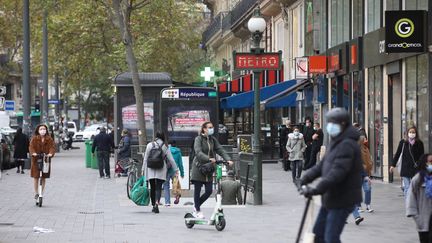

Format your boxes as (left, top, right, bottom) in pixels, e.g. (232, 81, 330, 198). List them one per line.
(247, 8, 266, 205)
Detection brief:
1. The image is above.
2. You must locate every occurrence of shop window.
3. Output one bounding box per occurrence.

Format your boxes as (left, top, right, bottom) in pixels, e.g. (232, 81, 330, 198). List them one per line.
(352, 72, 364, 127)
(368, 66, 383, 177)
(366, 0, 381, 33)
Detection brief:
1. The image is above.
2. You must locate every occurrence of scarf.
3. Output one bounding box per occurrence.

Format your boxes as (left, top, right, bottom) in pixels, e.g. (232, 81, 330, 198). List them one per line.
(408, 138, 415, 145)
(425, 173, 432, 199)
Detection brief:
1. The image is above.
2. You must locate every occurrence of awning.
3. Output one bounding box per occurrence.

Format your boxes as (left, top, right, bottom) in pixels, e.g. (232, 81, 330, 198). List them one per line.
(261, 79, 311, 108)
(221, 80, 297, 109)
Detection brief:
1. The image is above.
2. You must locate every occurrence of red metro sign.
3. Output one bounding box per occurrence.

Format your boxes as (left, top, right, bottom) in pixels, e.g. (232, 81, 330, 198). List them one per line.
(233, 51, 282, 71)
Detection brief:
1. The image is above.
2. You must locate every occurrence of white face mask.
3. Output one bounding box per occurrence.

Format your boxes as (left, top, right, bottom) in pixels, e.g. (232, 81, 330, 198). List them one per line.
(39, 129, 47, 136)
(408, 133, 416, 139)
(207, 128, 214, 136)
(326, 122, 342, 137)
(293, 131, 299, 136)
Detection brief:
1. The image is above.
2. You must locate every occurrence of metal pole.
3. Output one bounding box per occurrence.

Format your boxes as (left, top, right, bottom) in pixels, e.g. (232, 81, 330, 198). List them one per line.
(22, 0, 31, 135)
(253, 70, 262, 205)
(55, 73, 59, 120)
(42, 9, 49, 124)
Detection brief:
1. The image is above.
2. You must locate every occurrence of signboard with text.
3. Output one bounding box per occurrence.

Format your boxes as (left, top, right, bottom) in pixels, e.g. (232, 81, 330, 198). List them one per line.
(295, 57, 309, 79)
(233, 51, 282, 71)
(385, 10, 427, 53)
(309, 56, 327, 74)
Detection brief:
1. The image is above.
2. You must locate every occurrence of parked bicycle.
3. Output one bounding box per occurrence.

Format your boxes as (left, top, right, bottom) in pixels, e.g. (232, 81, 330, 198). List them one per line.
(124, 158, 140, 199)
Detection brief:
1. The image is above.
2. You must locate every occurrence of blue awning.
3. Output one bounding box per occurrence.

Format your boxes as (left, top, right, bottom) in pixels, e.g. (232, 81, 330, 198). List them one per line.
(265, 92, 297, 108)
(221, 80, 297, 109)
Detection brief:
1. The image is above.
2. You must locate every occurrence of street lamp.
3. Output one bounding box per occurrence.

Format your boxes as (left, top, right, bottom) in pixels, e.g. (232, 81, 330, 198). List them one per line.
(247, 8, 265, 205)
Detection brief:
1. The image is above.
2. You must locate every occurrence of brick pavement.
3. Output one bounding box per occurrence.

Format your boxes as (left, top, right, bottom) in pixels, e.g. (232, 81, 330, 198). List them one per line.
(0, 143, 419, 242)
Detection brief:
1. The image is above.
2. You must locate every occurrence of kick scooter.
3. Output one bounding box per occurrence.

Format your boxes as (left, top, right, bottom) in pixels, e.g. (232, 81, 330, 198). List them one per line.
(184, 160, 227, 231)
(35, 153, 50, 207)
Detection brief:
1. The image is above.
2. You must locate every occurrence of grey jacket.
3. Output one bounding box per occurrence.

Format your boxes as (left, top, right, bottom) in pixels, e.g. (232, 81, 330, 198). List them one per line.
(221, 177, 243, 205)
(143, 139, 178, 181)
(191, 134, 231, 182)
(406, 172, 432, 232)
(286, 133, 307, 161)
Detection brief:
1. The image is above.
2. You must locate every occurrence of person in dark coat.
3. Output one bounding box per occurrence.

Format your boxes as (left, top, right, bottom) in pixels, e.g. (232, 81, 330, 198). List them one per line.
(13, 127, 29, 174)
(303, 117, 314, 169)
(299, 108, 362, 243)
(221, 170, 242, 205)
(92, 127, 114, 179)
(305, 122, 324, 170)
(390, 126, 424, 198)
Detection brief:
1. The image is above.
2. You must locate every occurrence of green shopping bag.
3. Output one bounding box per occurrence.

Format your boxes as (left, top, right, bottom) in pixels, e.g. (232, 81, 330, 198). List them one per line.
(130, 176, 150, 206)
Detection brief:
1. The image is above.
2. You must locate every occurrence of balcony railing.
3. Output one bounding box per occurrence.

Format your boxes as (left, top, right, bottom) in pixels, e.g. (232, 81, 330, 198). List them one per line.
(222, 12, 232, 31)
(231, 0, 259, 27)
(202, 13, 223, 44)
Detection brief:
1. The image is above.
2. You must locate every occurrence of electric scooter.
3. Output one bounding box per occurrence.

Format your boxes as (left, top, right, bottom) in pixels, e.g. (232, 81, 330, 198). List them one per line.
(184, 161, 227, 231)
(35, 153, 50, 207)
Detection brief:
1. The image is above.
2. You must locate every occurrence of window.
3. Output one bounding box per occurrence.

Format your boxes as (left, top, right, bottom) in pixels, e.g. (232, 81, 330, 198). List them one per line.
(329, 0, 349, 47)
(352, 72, 364, 126)
(368, 66, 383, 176)
(366, 0, 381, 33)
(405, 0, 427, 10)
(385, 0, 400, 10)
(352, 0, 364, 38)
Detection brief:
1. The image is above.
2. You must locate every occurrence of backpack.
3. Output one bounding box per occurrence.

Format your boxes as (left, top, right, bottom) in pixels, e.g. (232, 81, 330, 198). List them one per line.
(147, 142, 164, 169)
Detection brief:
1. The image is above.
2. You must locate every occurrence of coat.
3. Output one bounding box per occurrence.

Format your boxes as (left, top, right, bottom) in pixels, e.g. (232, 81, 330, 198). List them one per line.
(117, 136, 131, 160)
(392, 139, 424, 178)
(29, 135, 56, 178)
(286, 133, 307, 161)
(301, 126, 363, 209)
(169, 146, 184, 177)
(143, 139, 178, 181)
(191, 134, 230, 183)
(221, 177, 243, 205)
(92, 131, 114, 153)
(13, 133, 29, 159)
(359, 137, 373, 177)
(406, 172, 432, 232)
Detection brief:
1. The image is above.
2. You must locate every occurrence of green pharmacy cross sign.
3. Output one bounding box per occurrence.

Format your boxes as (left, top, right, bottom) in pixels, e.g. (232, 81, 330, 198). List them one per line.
(200, 67, 215, 82)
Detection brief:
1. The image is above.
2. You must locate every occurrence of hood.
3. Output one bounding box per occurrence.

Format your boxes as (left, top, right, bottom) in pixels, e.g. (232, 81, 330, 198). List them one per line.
(288, 133, 304, 139)
(170, 146, 181, 155)
(331, 125, 360, 144)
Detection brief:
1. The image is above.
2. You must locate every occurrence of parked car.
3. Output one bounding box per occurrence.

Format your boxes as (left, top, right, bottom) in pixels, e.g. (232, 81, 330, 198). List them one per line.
(73, 124, 103, 142)
(67, 121, 77, 137)
(0, 132, 14, 170)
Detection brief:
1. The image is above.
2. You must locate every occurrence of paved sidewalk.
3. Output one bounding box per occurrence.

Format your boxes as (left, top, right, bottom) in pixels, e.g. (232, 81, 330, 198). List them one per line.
(0, 144, 418, 242)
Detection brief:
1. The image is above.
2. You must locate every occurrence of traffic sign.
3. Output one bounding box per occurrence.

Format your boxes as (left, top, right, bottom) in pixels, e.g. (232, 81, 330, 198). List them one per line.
(48, 99, 60, 105)
(0, 86, 6, 96)
(4, 100, 14, 111)
(0, 97, 4, 109)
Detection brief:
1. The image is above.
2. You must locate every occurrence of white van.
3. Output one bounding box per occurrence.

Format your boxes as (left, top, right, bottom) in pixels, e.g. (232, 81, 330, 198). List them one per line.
(67, 121, 77, 136)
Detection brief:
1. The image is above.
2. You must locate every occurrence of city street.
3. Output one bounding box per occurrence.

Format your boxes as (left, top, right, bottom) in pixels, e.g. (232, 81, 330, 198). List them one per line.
(0, 143, 418, 243)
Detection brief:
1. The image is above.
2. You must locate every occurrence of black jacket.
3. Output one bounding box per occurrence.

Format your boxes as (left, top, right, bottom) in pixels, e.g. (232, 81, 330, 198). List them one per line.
(13, 133, 29, 159)
(301, 126, 362, 209)
(303, 126, 315, 145)
(392, 139, 424, 178)
(311, 129, 324, 149)
(92, 131, 114, 153)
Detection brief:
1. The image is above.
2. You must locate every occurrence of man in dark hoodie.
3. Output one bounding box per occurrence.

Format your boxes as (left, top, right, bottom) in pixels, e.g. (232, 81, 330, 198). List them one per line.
(303, 117, 315, 169)
(92, 127, 114, 179)
(299, 108, 362, 243)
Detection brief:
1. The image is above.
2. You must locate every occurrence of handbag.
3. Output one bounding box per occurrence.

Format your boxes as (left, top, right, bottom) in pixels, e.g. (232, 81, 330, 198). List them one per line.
(130, 176, 150, 206)
(198, 162, 215, 176)
(396, 143, 405, 174)
(172, 176, 182, 197)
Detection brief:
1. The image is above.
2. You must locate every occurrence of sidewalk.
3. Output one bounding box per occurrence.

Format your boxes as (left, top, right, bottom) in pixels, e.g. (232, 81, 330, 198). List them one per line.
(0, 143, 418, 242)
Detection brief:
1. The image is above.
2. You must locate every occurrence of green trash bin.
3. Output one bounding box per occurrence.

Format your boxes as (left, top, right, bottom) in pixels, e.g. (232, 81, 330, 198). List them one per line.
(91, 148, 99, 169)
(85, 140, 92, 168)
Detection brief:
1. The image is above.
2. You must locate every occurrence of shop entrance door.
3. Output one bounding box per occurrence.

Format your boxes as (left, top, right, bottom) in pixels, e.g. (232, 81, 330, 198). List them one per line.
(388, 73, 402, 182)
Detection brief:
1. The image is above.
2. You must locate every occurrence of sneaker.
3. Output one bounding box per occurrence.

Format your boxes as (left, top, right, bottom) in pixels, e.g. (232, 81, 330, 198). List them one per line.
(17, 169, 20, 173)
(21, 171, 24, 174)
(165, 204, 171, 207)
(358, 208, 365, 213)
(153, 205, 159, 214)
(197, 211, 204, 219)
(104, 175, 110, 179)
(34, 194, 39, 200)
(355, 217, 364, 225)
(366, 207, 374, 213)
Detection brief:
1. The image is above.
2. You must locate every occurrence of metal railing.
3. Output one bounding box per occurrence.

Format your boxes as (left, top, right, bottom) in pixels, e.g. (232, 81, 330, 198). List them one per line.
(202, 12, 223, 44)
(230, 0, 259, 28)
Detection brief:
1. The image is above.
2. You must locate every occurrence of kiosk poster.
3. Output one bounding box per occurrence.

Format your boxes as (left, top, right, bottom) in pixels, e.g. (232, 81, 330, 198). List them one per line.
(168, 110, 210, 132)
(122, 103, 154, 133)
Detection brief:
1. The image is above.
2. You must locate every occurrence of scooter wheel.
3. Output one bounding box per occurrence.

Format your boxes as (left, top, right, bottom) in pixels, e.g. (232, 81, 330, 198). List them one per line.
(184, 213, 195, 229)
(38, 197, 43, 207)
(215, 217, 226, 231)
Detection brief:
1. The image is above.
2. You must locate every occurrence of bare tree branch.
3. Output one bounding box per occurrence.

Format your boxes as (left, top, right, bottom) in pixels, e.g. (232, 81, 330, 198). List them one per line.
(132, 0, 151, 10)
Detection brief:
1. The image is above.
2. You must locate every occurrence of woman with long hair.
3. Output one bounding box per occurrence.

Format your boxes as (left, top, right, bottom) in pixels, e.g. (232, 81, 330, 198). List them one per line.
(406, 153, 432, 243)
(29, 124, 55, 200)
(390, 126, 424, 197)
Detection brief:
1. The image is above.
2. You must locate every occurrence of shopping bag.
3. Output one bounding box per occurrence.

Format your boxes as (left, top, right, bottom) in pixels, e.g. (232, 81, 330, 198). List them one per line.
(130, 176, 150, 206)
(172, 176, 182, 197)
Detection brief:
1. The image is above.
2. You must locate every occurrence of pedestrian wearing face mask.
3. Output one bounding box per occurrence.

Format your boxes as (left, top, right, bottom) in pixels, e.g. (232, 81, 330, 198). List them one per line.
(29, 124, 56, 201)
(190, 121, 233, 219)
(286, 126, 307, 182)
(390, 126, 424, 198)
(299, 108, 363, 243)
(303, 117, 315, 170)
(406, 153, 432, 243)
(305, 123, 324, 170)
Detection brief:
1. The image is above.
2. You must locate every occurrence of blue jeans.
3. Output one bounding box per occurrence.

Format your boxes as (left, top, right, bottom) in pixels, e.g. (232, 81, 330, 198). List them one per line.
(313, 206, 353, 243)
(352, 206, 361, 219)
(290, 160, 303, 181)
(163, 172, 174, 204)
(402, 177, 411, 198)
(362, 177, 371, 205)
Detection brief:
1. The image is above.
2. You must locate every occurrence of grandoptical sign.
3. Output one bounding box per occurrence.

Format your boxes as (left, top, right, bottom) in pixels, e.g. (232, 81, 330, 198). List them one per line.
(385, 10, 427, 53)
(233, 51, 282, 71)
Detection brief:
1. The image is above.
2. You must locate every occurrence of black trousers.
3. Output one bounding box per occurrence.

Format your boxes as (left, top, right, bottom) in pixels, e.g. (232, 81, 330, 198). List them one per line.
(15, 159, 25, 169)
(304, 145, 312, 168)
(149, 178, 164, 206)
(305, 145, 320, 170)
(419, 214, 432, 243)
(97, 151, 110, 177)
(193, 180, 213, 211)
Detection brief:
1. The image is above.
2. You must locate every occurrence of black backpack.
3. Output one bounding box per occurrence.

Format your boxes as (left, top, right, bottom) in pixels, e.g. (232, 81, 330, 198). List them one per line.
(147, 142, 164, 169)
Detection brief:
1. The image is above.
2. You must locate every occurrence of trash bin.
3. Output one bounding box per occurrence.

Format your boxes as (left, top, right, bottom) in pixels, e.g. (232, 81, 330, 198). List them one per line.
(85, 140, 92, 168)
(91, 148, 98, 169)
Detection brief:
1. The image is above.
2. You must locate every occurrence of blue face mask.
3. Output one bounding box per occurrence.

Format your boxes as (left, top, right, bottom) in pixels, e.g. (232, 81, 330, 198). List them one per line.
(326, 122, 342, 137)
(293, 131, 299, 136)
(427, 165, 432, 173)
(207, 128, 214, 136)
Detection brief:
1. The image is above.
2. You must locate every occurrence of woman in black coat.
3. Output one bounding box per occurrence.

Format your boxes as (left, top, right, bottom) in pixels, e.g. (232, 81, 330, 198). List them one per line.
(390, 126, 424, 198)
(13, 127, 29, 174)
